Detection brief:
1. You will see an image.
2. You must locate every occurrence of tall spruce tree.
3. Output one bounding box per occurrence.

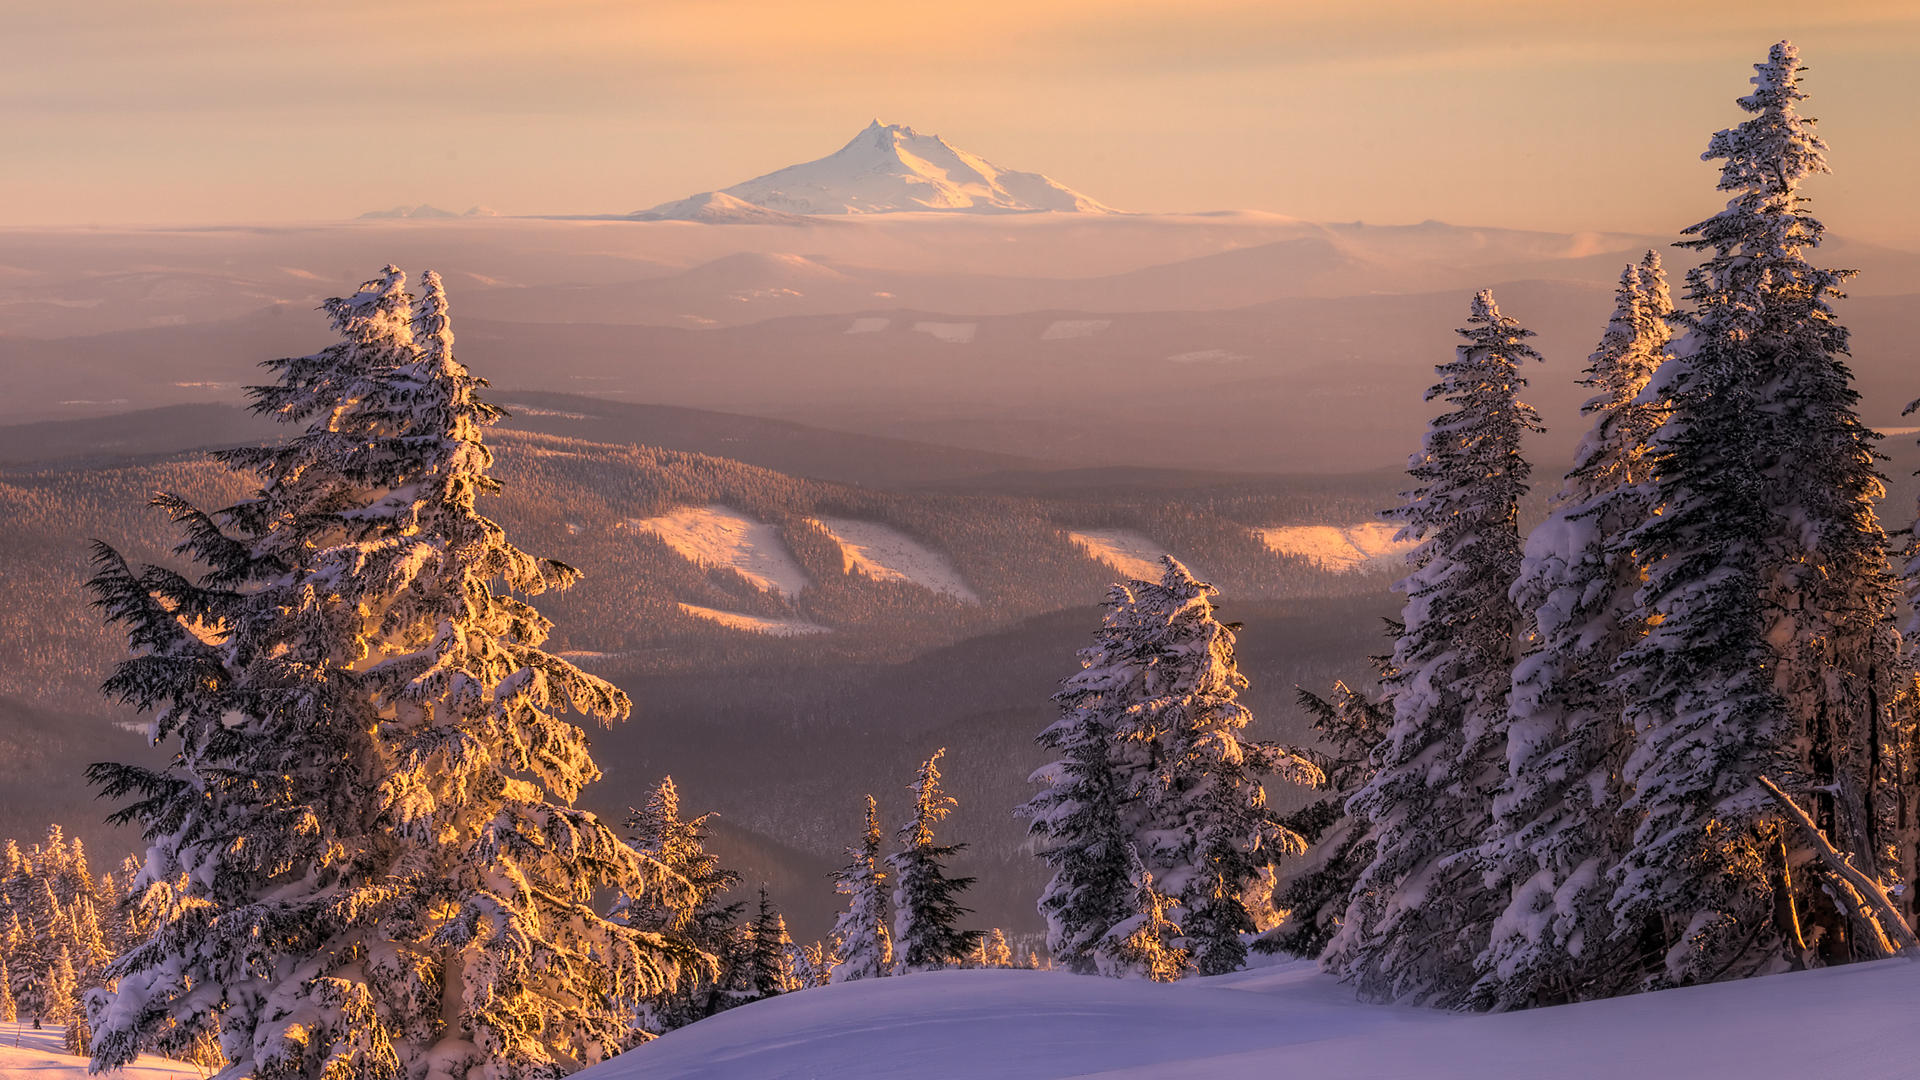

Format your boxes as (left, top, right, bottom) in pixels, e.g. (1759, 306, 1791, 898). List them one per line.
(1612, 41, 1903, 985)
(1121, 559, 1317, 976)
(890, 750, 980, 973)
(85, 268, 681, 1078)
(1473, 254, 1673, 1008)
(1325, 290, 1542, 1005)
(1020, 584, 1147, 975)
(617, 776, 740, 1033)
(828, 795, 893, 983)
(743, 889, 796, 1000)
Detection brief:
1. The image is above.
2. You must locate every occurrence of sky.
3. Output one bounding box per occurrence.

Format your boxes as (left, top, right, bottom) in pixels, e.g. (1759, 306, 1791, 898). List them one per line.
(4, 0, 1918, 242)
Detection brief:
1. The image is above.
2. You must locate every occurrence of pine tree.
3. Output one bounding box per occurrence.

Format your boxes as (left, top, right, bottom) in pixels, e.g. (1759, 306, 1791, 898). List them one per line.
(983, 928, 1014, 969)
(1020, 585, 1147, 975)
(617, 777, 743, 1033)
(1095, 846, 1191, 982)
(1473, 254, 1673, 1008)
(0, 955, 14, 1022)
(1258, 676, 1392, 959)
(64, 1010, 91, 1058)
(828, 795, 893, 983)
(44, 945, 76, 1026)
(744, 889, 796, 999)
(1122, 559, 1317, 975)
(891, 750, 981, 972)
(1325, 290, 1542, 1005)
(85, 267, 681, 1078)
(1613, 41, 1903, 985)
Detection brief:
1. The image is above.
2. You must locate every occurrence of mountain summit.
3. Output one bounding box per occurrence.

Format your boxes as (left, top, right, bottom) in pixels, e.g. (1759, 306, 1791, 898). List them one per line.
(642, 121, 1117, 219)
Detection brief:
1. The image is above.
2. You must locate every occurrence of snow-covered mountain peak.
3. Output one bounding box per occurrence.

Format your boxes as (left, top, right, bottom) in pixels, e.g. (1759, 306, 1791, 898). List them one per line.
(643, 122, 1117, 219)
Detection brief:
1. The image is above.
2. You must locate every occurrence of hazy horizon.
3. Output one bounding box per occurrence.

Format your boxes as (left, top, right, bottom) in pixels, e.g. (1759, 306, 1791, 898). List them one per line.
(5, 1, 1918, 242)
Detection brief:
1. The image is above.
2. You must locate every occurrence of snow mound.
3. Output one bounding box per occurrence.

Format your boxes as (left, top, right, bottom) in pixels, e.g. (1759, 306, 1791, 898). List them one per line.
(630, 506, 811, 598)
(1259, 522, 1415, 573)
(1068, 529, 1192, 583)
(1041, 319, 1111, 340)
(676, 602, 829, 637)
(913, 321, 976, 343)
(645, 121, 1116, 217)
(631, 191, 814, 225)
(844, 317, 890, 334)
(578, 960, 1920, 1080)
(0, 1022, 200, 1078)
(810, 517, 980, 603)
(1168, 348, 1249, 365)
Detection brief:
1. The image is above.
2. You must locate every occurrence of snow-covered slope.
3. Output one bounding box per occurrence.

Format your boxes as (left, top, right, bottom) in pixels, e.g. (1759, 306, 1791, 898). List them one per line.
(0, 1022, 198, 1078)
(630, 191, 815, 225)
(646, 121, 1116, 217)
(1260, 522, 1415, 573)
(676, 602, 829, 637)
(628, 505, 810, 598)
(1068, 529, 1193, 583)
(810, 517, 979, 603)
(582, 959, 1920, 1080)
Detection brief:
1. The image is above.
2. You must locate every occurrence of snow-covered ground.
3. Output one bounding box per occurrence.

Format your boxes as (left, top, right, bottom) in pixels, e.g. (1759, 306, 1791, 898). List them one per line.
(1259, 522, 1415, 573)
(912, 321, 977, 343)
(676, 602, 830, 637)
(810, 517, 980, 603)
(582, 959, 1920, 1080)
(629, 506, 811, 598)
(0, 1022, 199, 1079)
(1041, 319, 1110, 340)
(1068, 529, 1192, 583)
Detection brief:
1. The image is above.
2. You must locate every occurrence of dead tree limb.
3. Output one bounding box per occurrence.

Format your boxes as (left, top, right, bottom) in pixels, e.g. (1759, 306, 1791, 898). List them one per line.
(1760, 774, 1920, 957)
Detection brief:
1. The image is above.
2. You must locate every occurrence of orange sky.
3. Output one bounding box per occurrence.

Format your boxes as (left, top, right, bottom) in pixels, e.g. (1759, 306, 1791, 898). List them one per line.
(4, 0, 1918, 239)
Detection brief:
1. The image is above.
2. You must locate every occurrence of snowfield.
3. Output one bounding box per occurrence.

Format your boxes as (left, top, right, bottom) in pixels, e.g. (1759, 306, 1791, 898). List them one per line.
(0, 1023, 198, 1079)
(676, 602, 830, 637)
(1259, 522, 1415, 573)
(1068, 529, 1193, 583)
(629, 506, 811, 598)
(1041, 318, 1111, 340)
(582, 959, 1920, 1080)
(912, 321, 977, 343)
(810, 517, 980, 603)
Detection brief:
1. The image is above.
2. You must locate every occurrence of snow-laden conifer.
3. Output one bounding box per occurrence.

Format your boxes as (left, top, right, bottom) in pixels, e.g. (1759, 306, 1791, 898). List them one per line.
(1258, 677, 1391, 959)
(1325, 290, 1542, 1005)
(828, 795, 893, 983)
(85, 268, 682, 1078)
(891, 750, 980, 973)
(618, 776, 743, 1033)
(1020, 584, 1147, 975)
(1121, 559, 1318, 975)
(1613, 42, 1902, 983)
(1095, 846, 1191, 982)
(744, 889, 797, 999)
(1472, 254, 1672, 1007)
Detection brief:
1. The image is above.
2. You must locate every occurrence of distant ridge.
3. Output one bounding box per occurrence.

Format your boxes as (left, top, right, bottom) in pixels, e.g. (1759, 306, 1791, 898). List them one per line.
(642, 121, 1116, 219)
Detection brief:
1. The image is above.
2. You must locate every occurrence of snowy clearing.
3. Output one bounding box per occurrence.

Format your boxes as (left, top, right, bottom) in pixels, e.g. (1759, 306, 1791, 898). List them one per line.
(629, 506, 810, 598)
(843, 317, 890, 334)
(1067, 529, 1192, 583)
(0, 1022, 198, 1079)
(809, 517, 979, 603)
(1167, 348, 1249, 365)
(1041, 318, 1111, 340)
(912, 321, 976, 343)
(582, 959, 1920, 1080)
(676, 602, 830, 637)
(1259, 522, 1415, 573)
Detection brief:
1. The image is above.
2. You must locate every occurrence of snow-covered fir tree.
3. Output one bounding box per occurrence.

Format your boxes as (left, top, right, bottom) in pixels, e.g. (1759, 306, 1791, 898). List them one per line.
(891, 749, 981, 973)
(1020, 584, 1149, 975)
(744, 889, 797, 999)
(1472, 253, 1674, 1008)
(1122, 559, 1318, 975)
(983, 928, 1014, 969)
(1095, 846, 1190, 982)
(1612, 41, 1903, 985)
(0, 955, 14, 1022)
(617, 776, 742, 1033)
(85, 267, 683, 1078)
(1325, 290, 1543, 1005)
(828, 795, 893, 983)
(1258, 676, 1392, 959)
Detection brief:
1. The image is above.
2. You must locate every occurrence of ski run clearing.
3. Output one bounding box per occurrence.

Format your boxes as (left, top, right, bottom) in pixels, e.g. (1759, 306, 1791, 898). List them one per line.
(582, 958, 1920, 1080)
(1259, 522, 1416, 573)
(810, 517, 980, 603)
(629, 505, 811, 599)
(676, 602, 830, 637)
(1068, 529, 1193, 583)
(0, 1022, 197, 1079)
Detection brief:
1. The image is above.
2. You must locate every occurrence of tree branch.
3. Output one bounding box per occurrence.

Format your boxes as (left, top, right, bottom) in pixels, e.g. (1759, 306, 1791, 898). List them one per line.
(1759, 775, 1920, 957)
